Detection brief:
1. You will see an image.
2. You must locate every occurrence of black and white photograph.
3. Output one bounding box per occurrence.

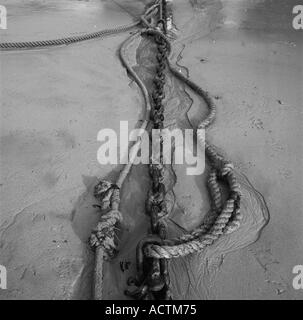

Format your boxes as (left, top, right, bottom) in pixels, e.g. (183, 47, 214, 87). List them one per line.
(0, 0, 302, 303)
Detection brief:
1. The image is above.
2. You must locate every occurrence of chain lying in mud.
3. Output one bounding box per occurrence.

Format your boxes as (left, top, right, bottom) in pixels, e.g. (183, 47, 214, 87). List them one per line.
(125, 1, 172, 300)
(141, 29, 242, 260)
(124, 1, 243, 297)
(87, 0, 243, 299)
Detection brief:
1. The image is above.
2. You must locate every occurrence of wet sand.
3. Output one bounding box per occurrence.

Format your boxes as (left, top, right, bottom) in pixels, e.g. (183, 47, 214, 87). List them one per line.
(171, 0, 302, 299)
(0, 0, 302, 299)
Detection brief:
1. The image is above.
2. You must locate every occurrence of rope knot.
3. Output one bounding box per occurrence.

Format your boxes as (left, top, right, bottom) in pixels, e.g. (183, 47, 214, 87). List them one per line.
(90, 209, 122, 260)
(90, 179, 121, 259)
(94, 180, 119, 210)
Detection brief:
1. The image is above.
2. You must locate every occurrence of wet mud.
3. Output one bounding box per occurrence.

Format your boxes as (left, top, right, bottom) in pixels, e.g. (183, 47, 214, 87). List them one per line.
(0, 0, 302, 300)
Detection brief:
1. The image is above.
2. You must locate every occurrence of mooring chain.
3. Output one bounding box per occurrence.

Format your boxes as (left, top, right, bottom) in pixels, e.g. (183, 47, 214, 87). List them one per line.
(146, 11, 172, 299)
(125, 1, 172, 300)
(110, 1, 243, 265)
(125, 0, 243, 298)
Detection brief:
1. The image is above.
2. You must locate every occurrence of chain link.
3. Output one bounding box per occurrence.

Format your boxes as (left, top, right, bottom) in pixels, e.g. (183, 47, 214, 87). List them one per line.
(126, 0, 172, 300)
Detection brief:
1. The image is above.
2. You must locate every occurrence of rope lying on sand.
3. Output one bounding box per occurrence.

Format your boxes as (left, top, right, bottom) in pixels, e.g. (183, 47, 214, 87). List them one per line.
(88, 5, 159, 299)
(0, 0, 157, 301)
(0, 22, 139, 51)
(0, 3, 160, 51)
(2, 0, 245, 299)
(136, 27, 243, 260)
(89, 29, 152, 257)
(123, 1, 242, 299)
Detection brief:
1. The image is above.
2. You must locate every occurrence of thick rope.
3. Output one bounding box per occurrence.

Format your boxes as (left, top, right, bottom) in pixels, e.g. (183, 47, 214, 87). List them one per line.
(145, 198, 235, 259)
(90, 185, 121, 300)
(89, 26, 155, 256)
(0, 4, 160, 51)
(0, 22, 139, 51)
(138, 21, 243, 260)
(88, 6, 160, 300)
(89, 5, 158, 255)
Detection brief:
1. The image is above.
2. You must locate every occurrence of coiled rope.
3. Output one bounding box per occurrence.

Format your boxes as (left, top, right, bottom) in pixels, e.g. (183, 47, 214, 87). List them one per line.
(136, 27, 243, 260)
